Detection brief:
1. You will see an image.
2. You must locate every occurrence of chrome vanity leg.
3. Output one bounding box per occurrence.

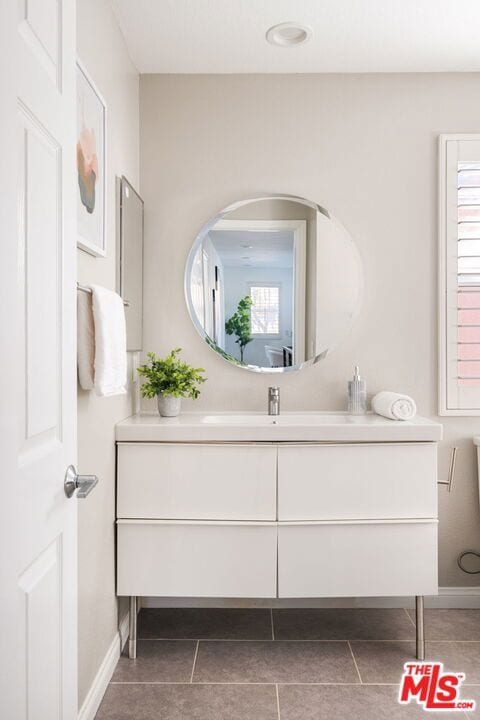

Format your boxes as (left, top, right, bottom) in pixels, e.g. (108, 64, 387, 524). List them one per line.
(415, 595, 425, 660)
(129, 596, 137, 659)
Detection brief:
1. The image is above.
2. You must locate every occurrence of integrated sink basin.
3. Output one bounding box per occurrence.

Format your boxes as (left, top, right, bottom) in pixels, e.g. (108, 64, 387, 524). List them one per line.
(202, 414, 280, 425)
(201, 413, 356, 425)
(116, 411, 442, 443)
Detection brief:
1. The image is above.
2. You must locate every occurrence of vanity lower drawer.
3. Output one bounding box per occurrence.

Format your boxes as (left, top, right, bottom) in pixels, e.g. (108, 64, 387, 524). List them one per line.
(278, 443, 437, 521)
(278, 520, 438, 598)
(117, 520, 277, 597)
(117, 443, 277, 520)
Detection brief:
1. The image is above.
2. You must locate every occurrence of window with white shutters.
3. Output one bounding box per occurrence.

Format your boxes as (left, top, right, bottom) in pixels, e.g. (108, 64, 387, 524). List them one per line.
(457, 162, 480, 387)
(439, 135, 480, 414)
(250, 284, 281, 336)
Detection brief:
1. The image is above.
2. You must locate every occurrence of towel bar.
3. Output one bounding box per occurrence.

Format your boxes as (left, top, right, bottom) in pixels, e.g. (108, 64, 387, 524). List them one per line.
(77, 282, 130, 307)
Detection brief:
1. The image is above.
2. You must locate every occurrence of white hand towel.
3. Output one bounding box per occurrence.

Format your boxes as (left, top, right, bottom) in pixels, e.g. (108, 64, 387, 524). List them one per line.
(371, 391, 417, 421)
(90, 284, 127, 397)
(77, 289, 95, 390)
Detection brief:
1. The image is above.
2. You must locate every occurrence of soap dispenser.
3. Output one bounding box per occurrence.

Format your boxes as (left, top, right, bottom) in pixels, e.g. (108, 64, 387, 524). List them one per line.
(348, 366, 367, 415)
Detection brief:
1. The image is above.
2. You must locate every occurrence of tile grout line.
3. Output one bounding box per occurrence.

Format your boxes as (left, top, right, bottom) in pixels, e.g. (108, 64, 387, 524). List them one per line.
(137, 637, 432, 643)
(347, 641, 363, 684)
(275, 683, 281, 720)
(404, 607, 417, 629)
(136, 636, 480, 644)
(190, 640, 199, 683)
(109, 681, 412, 686)
(271, 609, 275, 640)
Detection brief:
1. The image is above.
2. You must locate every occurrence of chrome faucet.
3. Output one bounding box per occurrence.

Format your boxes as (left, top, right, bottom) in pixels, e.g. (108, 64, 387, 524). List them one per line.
(268, 387, 280, 416)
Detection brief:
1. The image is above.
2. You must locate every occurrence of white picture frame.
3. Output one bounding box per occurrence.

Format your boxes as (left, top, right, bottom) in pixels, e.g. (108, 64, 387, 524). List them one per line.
(76, 60, 107, 257)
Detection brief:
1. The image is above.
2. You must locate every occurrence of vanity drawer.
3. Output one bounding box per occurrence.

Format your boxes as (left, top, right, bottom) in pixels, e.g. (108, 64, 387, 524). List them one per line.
(278, 520, 438, 598)
(117, 520, 277, 597)
(117, 443, 277, 520)
(278, 443, 437, 521)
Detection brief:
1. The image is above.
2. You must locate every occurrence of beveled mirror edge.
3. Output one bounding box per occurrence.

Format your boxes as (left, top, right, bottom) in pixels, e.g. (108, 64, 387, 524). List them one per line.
(184, 194, 364, 374)
(117, 175, 145, 352)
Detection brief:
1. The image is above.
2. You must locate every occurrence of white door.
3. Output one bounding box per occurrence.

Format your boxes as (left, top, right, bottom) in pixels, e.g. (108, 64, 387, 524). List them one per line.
(0, 1, 77, 719)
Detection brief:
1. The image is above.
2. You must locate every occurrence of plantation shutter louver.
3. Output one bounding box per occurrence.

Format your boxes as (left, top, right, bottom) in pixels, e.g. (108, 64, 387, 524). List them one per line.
(440, 135, 480, 414)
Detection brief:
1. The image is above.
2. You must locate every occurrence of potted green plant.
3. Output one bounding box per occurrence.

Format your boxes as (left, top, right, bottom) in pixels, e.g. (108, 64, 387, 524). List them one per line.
(225, 295, 253, 363)
(137, 348, 206, 417)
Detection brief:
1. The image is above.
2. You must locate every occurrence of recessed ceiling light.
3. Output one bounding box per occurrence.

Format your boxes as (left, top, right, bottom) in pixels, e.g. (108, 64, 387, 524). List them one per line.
(266, 22, 312, 47)
(241, 244, 253, 249)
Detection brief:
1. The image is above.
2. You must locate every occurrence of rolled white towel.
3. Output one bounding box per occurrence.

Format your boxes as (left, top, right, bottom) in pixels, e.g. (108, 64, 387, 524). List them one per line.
(371, 391, 417, 421)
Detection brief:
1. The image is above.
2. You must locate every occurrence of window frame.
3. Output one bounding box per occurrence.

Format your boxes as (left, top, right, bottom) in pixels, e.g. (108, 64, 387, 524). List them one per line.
(248, 281, 282, 338)
(439, 133, 480, 415)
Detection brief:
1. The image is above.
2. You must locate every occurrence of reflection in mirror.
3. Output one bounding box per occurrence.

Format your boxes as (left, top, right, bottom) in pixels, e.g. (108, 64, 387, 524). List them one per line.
(116, 176, 144, 351)
(185, 196, 363, 373)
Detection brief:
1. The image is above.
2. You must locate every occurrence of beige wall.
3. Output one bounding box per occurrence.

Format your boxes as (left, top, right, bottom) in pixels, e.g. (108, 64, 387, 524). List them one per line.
(77, 0, 139, 706)
(140, 73, 480, 588)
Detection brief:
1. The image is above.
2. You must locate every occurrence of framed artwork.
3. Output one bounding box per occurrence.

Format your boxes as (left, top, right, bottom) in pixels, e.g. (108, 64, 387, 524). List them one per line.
(76, 60, 107, 257)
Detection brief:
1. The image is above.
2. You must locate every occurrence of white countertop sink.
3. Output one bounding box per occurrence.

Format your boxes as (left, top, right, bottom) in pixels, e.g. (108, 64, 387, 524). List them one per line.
(116, 411, 442, 443)
(202, 413, 361, 425)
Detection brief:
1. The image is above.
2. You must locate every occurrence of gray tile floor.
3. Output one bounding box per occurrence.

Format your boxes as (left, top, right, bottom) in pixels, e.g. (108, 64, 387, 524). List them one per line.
(95, 608, 480, 719)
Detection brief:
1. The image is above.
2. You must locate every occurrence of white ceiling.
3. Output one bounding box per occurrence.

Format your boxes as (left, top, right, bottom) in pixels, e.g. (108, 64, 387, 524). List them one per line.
(210, 230, 294, 269)
(111, 0, 480, 74)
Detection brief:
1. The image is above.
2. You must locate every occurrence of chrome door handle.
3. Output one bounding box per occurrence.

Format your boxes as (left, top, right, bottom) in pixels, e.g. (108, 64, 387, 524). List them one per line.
(64, 465, 99, 499)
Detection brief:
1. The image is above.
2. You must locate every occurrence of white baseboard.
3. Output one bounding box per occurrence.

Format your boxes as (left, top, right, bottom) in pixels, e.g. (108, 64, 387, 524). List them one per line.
(429, 587, 480, 608)
(78, 611, 129, 720)
(142, 587, 480, 610)
(119, 611, 130, 649)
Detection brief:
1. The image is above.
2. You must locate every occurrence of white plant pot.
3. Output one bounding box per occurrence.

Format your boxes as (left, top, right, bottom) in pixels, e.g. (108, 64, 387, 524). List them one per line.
(157, 395, 181, 417)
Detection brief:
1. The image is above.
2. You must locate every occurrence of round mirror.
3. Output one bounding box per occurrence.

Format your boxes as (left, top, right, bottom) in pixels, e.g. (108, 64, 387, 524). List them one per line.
(185, 195, 363, 373)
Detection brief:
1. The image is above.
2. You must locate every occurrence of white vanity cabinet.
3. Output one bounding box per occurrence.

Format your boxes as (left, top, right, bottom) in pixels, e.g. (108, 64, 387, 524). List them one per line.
(117, 441, 438, 599)
(117, 442, 277, 520)
(118, 520, 277, 598)
(117, 442, 278, 598)
(277, 443, 437, 521)
(278, 520, 437, 598)
(115, 413, 442, 658)
(276, 442, 438, 598)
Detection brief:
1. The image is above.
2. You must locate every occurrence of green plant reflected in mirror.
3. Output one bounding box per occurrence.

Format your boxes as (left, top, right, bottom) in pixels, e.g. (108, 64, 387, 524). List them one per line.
(225, 296, 253, 363)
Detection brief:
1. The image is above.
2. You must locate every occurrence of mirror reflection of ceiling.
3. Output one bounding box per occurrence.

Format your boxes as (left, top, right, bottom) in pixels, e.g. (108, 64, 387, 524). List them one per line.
(185, 195, 363, 374)
(210, 231, 294, 269)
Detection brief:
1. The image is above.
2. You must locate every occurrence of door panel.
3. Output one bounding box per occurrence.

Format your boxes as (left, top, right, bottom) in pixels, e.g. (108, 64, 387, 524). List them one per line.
(18, 539, 62, 720)
(0, 0, 77, 717)
(18, 0, 62, 87)
(18, 105, 62, 454)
